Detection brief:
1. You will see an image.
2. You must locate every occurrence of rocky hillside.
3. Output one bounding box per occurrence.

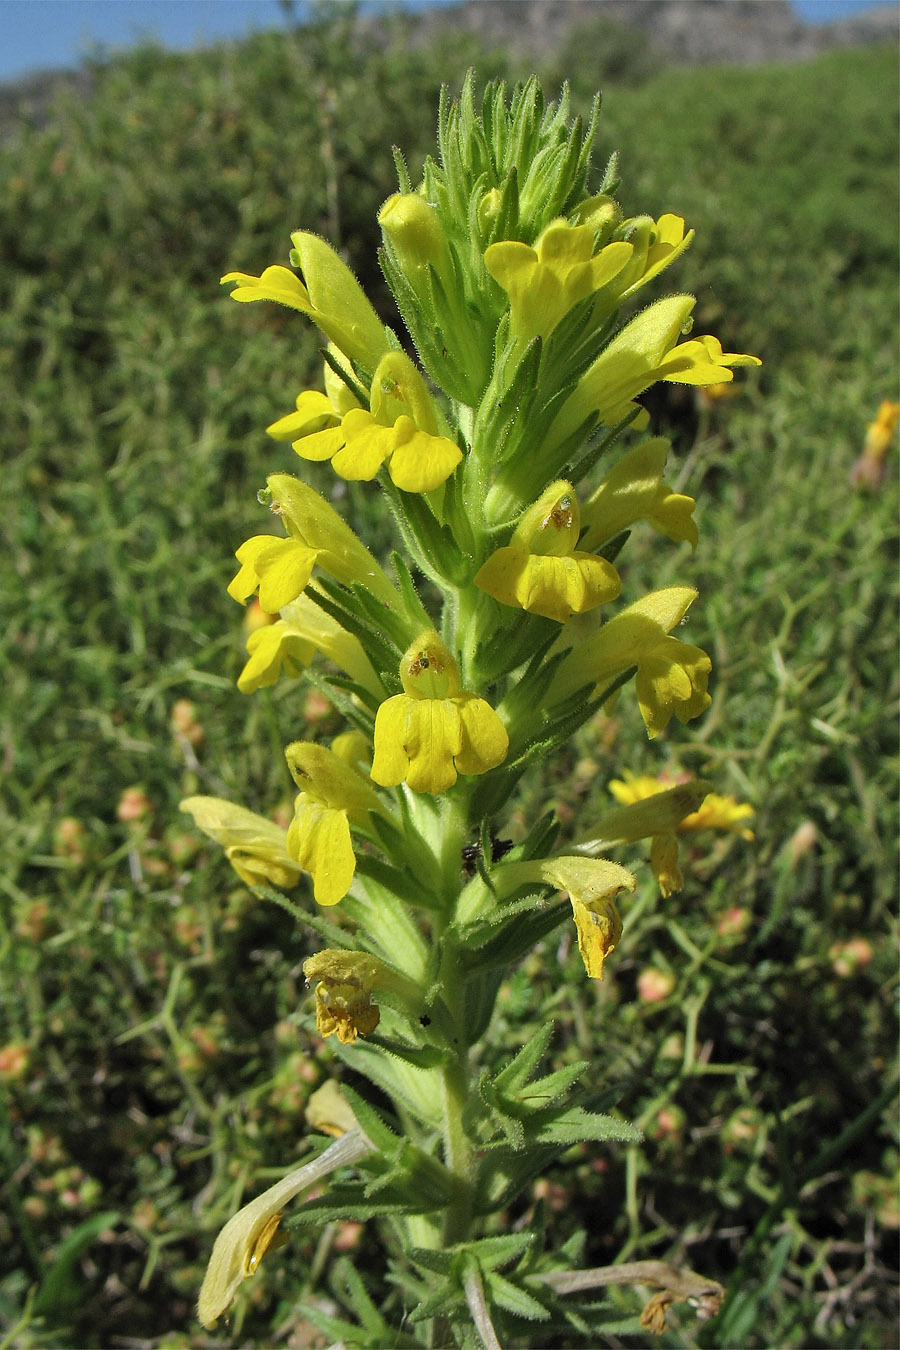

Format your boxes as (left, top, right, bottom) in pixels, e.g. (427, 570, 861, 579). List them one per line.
(0, 0, 895, 133)
(406, 0, 897, 66)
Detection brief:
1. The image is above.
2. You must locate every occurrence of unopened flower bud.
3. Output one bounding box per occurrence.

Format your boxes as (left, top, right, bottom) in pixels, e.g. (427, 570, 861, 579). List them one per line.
(379, 193, 449, 276)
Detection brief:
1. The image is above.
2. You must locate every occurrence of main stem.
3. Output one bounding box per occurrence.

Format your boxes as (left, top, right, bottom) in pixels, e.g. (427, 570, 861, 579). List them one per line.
(436, 792, 477, 1249)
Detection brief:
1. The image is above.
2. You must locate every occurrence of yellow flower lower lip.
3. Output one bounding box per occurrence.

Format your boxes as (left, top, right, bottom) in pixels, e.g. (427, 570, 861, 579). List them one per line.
(371, 692, 509, 795)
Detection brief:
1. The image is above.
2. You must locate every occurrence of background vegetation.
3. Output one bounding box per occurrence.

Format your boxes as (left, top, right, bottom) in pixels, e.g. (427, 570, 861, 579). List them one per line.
(1, 9, 897, 1346)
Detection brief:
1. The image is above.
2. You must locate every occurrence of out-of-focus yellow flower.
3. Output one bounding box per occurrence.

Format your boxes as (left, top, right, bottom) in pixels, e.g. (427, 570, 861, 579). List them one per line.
(179, 797, 301, 889)
(303, 949, 385, 1044)
(608, 773, 754, 839)
(285, 741, 384, 906)
(679, 792, 755, 839)
(551, 588, 711, 738)
(696, 379, 740, 410)
(580, 438, 698, 551)
(852, 399, 899, 490)
(474, 481, 621, 621)
(485, 220, 633, 341)
(221, 230, 389, 371)
(606, 772, 754, 897)
(371, 632, 508, 794)
(196, 1129, 373, 1329)
(294, 350, 462, 492)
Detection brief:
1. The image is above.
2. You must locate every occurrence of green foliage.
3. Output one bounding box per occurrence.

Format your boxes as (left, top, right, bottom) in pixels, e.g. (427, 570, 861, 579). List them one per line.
(1, 11, 897, 1348)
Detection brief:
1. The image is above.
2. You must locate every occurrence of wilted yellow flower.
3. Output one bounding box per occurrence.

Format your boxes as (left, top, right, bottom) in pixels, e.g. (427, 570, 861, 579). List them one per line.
(196, 1129, 373, 1329)
(179, 797, 301, 889)
(495, 855, 635, 979)
(475, 481, 621, 622)
(303, 949, 385, 1044)
(371, 632, 508, 794)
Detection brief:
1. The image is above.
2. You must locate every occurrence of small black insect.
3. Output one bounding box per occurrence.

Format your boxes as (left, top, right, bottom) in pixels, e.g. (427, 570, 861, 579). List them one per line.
(461, 834, 513, 877)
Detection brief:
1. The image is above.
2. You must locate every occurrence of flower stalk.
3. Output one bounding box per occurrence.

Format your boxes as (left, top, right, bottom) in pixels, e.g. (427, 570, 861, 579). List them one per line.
(184, 71, 758, 1343)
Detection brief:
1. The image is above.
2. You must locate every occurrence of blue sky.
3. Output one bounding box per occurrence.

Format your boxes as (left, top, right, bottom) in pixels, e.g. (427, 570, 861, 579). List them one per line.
(0, 0, 890, 84)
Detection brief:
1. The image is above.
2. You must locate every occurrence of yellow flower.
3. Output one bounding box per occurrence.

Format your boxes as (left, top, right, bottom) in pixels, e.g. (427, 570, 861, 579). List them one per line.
(602, 212, 695, 303)
(294, 351, 462, 492)
(227, 535, 318, 614)
(496, 855, 635, 980)
(237, 593, 381, 697)
(179, 797, 301, 889)
(547, 295, 761, 446)
(371, 632, 508, 794)
(679, 791, 755, 839)
(864, 399, 899, 457)
(266, 346, 363, 443)
(551, 588, 711, 738)
(221, 230, 388, 371)
(851, 399, 899, 490)
(606, 773, 754, 896)
(484, 220, 633, 341)
(228, 473, 398, 613)
(266, 389, 343, 442)
(379, 192, 451, 279)
(306, 1079, 360, 1138)
(303, 949, 385, 1044)
(237, 618, 316, 694)
(285, 741, 384, 906)
(196, 1129, 373, 1329)
(474, 481, 621, 622)
(580, 438, 698, 551)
